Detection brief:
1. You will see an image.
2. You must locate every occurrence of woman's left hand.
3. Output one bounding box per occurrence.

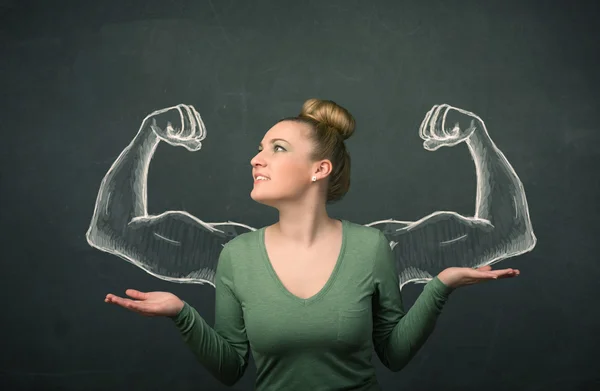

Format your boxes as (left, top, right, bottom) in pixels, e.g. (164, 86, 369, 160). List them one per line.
(437, 265, 520, 289)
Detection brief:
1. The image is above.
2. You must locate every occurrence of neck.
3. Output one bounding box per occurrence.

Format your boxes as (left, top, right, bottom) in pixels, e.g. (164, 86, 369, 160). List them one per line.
(271, 198, 338, 248)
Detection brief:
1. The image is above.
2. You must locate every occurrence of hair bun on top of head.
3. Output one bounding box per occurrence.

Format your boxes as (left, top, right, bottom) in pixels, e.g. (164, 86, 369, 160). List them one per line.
(299, 98, 356, 140)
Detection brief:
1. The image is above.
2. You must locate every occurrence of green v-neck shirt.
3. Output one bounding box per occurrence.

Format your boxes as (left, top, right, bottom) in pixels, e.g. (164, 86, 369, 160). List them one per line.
(171, 219, 454, 390)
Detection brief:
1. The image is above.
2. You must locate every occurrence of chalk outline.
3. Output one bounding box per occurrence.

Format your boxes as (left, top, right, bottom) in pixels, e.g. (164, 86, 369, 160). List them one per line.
(86, 103, 536, 290)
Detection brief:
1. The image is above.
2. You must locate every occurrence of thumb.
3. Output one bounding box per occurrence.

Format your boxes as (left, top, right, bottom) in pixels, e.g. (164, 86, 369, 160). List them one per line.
(125, 289, 148, 300)
(423, 139, 444, 151)
(182, 139, 202, 152)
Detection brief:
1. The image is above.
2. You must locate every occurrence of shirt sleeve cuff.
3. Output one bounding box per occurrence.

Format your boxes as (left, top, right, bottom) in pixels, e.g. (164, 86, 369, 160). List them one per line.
(169, 301, 191, 324)
(428, 276, 455, 299)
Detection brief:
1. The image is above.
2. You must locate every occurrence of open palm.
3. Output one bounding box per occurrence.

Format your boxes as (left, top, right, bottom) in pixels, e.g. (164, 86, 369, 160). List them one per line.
(438, 265, 520, 289)
(105, 289, 184, 317)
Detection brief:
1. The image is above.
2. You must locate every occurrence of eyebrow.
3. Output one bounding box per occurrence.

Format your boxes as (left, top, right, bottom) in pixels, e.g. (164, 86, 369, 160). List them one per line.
(259, 138, 289, 147)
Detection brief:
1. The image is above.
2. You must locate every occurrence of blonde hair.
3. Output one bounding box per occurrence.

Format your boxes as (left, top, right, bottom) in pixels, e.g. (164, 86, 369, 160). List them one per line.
(280, 98, 356, 203)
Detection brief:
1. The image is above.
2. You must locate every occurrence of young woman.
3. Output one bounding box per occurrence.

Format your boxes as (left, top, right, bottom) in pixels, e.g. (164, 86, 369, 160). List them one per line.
(95, 99, 532, 390)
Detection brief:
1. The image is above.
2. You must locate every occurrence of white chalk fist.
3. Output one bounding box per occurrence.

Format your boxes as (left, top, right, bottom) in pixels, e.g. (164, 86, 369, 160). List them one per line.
(419, 104, 482, 151)
(143, 104, 206, 151)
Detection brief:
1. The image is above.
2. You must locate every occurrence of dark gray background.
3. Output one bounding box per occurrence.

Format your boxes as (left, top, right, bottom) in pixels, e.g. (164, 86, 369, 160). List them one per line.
(1, 0, 599, 390)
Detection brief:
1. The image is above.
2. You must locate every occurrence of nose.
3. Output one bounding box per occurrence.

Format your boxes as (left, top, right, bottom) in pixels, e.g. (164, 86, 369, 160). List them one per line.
(251, 150, 266, 168)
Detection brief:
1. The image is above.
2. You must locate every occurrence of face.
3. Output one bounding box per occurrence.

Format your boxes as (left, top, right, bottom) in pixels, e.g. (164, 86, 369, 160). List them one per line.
(250, 120, 322, 207)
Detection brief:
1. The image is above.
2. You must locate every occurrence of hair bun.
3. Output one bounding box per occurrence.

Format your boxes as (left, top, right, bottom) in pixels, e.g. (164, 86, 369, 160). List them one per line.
(299, 98, 355, 140)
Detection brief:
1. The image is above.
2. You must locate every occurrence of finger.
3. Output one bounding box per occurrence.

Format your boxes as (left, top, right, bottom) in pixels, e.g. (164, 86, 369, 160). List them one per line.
(105, 293, 128, 301)
(125, 289, 148, 300)
(105, 295, 137, 308)
(476, 265, 492, 271)
(105, 293, 119, 303)
(108, 295, 152, 313)
(423, 138, 445, 151)
(150, 105, 177, 117)
(468, 269, 499, 280)
(475, 269, 519, 282)
(440, 105, 454, 137)
(180, 104, 196, 138)
(430, 104, 448, 139)
(489, 267, 516, 274)
(182, 139, 202, 152)
(493, 268, 520, 278)
(173, 106, 185, 137)
(419, 105, 437, 140)
(428, 104, 443, 140)
(105, 294, 130, 306)
(189, 105, 206, 140)
(478, 271, 499, 279)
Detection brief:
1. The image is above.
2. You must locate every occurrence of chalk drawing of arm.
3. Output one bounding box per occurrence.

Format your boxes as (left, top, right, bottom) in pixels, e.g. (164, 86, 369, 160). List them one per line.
(86, 104, 255, 287)
(367, 104, 537, 289)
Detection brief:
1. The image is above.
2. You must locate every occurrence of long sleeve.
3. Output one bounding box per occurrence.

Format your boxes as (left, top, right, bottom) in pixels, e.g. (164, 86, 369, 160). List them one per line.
(170, 245, 250, 386)
(371, 231, 454, 372)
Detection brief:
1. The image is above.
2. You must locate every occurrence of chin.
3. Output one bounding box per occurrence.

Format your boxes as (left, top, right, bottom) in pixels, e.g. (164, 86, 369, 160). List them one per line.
(250, 188, 276, 206)
(250, 187, 293, 208)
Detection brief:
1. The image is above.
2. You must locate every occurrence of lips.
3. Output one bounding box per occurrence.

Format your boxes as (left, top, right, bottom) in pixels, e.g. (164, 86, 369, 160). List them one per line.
(253, 172, 270, 181)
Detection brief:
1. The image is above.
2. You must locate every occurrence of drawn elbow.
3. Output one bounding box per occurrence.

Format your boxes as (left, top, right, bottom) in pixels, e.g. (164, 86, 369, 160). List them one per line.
(521, 230, 537, 252)
(509, 224, 537, 253)
(489, 226, 537, 265)
(85, 224, 101, 248)
(85, 221, 122, 253)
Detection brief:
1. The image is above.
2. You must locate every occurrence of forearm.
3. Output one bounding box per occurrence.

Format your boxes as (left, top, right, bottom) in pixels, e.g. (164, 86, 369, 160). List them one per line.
(466, 124, 532, 234)
(171, 302, 246, 386)
(383, 277, 454, 370)
(87, 123, 160, 237)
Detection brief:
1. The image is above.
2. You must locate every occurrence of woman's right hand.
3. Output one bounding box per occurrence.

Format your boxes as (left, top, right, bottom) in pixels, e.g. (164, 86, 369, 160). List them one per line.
(105, 289, 185, 317)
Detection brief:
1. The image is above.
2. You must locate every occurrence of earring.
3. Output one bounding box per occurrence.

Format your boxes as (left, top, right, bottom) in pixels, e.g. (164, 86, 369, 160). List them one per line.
(312, 176, 317, 182)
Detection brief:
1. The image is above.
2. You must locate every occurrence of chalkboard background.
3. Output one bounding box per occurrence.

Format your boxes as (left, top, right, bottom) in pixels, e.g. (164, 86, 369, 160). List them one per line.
(2, 0, 599, 390)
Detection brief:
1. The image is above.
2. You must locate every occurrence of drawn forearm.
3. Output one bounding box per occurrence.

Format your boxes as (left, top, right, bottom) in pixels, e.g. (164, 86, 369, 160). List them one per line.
(87, 123, 160, 239)
(467, 124, 533, 238)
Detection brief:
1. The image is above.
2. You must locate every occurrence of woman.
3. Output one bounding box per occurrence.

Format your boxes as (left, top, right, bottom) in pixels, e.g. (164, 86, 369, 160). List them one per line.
(96, 99, 530, 390)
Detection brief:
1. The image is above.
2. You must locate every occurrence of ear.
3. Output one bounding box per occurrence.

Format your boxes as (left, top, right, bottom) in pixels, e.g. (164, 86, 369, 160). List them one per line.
(313, 159, 333, 180)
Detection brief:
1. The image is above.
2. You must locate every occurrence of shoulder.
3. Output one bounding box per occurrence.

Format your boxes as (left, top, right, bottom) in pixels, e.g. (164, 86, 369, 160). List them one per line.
(342, 220, 390, 261)
(216, 228, 262, 282)
(222, 227, 262, 255)
(343, 219, 386, 244)
(342, 221, 394, 278)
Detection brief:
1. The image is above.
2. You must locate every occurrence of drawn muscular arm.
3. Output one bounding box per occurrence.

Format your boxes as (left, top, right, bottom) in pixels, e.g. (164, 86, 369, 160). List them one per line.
(86, 104, 254, 286)
(368, 105, 536, 288)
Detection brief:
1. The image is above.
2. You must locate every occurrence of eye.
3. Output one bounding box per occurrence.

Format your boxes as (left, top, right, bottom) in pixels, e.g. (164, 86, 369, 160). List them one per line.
(274, 145, 286, 152)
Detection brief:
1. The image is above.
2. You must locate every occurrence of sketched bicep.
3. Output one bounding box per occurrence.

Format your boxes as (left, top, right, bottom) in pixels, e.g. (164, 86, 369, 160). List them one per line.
(119, 212, 230, 283)
(387, 212, 497, 282)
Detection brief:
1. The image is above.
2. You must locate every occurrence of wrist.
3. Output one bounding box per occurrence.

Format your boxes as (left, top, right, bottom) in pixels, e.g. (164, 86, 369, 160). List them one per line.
(175, 299, 185, 315)
(131, 120, 161, 151)
(465, 118, 494, 151)
(437, 269, 457, 289)
(431, 275, 456, 297)
(169, 300, 186, 319)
